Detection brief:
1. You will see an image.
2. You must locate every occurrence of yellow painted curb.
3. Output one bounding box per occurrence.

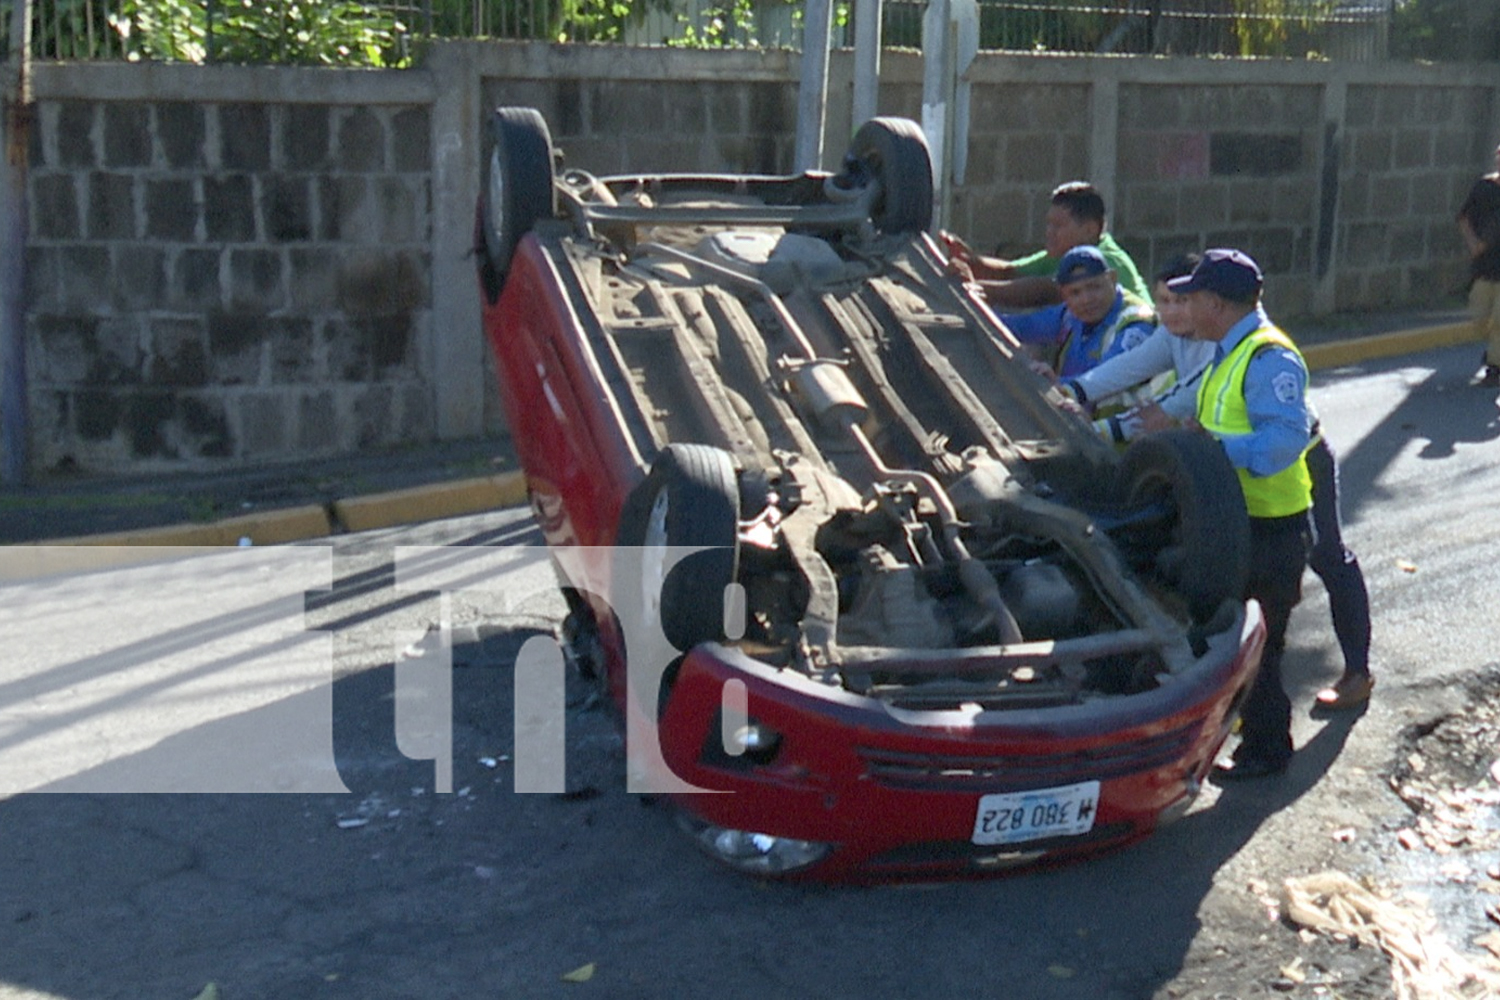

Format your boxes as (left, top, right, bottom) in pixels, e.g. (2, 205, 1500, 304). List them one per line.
(1304, 322, 1477, 371)
(0, 504, 337, 578)
(47, 503, 334, 548)
(332, 472, 529, 533)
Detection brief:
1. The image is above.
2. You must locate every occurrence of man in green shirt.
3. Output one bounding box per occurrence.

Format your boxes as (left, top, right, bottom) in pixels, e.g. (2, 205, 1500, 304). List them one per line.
(943, 181, 1148, 309)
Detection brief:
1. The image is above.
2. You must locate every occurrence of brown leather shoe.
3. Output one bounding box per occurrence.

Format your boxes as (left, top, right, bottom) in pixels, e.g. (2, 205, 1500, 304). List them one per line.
(1315, 673, 1374, 710)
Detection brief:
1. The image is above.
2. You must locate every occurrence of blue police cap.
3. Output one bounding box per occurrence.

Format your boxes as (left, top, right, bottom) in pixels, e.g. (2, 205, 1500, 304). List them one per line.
(1166, 248, 1263, 301)
(1054, 245, 1109, 286)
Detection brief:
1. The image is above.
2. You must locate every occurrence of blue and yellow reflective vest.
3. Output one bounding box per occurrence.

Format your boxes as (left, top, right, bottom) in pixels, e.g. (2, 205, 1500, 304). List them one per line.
(1196, 324, 1313, 519)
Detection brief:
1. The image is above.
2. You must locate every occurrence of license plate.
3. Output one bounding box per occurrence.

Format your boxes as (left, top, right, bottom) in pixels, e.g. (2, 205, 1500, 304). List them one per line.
(972, 781, 1100, 845)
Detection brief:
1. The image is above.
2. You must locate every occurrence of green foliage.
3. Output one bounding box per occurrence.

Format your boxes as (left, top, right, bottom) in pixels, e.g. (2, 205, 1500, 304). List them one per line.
(416, 0, 674, 43)
(109, 0, 409, 66)
(669, 0, 753, 47)
(562, 0, 643, 42)
(668, 0, 801, 48)
(1391, 0, 1500, 62)
(1229, 0, 1336, 58)
(17, 0, 1498, 64)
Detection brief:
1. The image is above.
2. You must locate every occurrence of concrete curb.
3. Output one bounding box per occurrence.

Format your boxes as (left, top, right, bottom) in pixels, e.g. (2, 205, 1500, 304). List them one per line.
(43, 503, 336, 548)
(36, 472, 529, 549)
(21, 320, 1479, 549)
(1302, 321, 1476, 372)
(332, 473, 530, 533)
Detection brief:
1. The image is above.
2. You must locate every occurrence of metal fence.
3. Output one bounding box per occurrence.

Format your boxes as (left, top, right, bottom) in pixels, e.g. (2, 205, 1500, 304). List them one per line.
(0, 0, 1430, 64)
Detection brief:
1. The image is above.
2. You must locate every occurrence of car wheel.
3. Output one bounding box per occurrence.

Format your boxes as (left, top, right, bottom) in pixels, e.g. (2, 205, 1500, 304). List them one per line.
(1117, 429, 1250, 623)
(843, 116, 934, 235)
(616, 444, 741, 653)
(478, 107, 556, 301)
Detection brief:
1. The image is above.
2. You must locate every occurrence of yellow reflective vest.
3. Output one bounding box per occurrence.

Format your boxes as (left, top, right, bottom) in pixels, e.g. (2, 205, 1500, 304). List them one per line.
(1196, 323, 1313, 519)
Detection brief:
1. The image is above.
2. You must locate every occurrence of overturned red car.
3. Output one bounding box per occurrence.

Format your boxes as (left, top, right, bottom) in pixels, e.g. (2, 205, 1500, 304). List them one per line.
(476, 106, 1265, 881)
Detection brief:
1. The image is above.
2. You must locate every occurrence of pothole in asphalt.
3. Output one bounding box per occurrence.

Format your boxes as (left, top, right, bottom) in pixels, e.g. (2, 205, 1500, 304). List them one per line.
(1383, 665, 1500, 958)
(1389, 666, 1500, 850)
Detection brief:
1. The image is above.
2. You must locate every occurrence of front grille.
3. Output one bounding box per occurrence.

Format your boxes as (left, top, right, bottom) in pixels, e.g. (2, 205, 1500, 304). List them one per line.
(857, 721, 1201, 792)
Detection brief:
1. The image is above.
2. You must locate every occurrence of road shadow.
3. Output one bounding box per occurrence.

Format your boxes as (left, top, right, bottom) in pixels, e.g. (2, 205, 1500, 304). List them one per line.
(0, 610, 1375, 1000)
(0, 524, 1383, 999)
(0, 618, 618, 1000)
(1315, 343, 1500, 525)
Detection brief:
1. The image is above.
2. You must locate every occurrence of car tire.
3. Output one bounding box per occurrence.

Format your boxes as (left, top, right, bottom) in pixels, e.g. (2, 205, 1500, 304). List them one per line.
(844, 117, 934, 235)
(1117, 429, 1250, 622)
(615, 444, 741, 653)
(478, 106, 556, 301)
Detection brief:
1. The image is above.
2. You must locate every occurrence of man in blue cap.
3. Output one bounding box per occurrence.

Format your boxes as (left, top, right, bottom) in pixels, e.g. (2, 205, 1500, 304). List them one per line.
(1171, 248, 1314, 781)
(999, 245, 1155, 380)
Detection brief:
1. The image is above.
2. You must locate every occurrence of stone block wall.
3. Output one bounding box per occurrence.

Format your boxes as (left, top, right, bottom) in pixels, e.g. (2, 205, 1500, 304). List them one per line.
(10, 47, 1499, 477)
(950, 82, 1094, 258)
(1113, 82, 1325, 314)
(1337, 83, 1494, 309)
(24, 69, 436, 473)
(481, 76, 801, 177)
(941, 58, 1498, 319)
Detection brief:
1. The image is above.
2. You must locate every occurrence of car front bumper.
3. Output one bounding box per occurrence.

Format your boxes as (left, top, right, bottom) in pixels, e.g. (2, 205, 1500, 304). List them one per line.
(645, 602, 1267, 881)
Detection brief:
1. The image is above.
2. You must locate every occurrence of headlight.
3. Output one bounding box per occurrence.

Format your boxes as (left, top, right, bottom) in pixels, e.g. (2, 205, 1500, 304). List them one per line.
(702, 713, 782, 769)
(728, 721, 780, 756)
(679, 816, 834, 876)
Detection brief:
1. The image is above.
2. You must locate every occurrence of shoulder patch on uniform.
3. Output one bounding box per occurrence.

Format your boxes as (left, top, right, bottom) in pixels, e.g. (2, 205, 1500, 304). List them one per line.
(1272, 370, 1301, 404)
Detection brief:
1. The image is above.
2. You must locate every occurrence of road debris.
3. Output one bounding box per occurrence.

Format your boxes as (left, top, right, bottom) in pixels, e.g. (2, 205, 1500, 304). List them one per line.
(1282, 870, 1500, 1000)
(336, 793, 392, 829)
(561, 963, 595, 983)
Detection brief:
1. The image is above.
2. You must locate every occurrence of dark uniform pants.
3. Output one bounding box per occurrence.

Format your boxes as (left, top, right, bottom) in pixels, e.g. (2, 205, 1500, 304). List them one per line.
(1306, 435, 1371, 678)
(1237, 510, 1312, 766)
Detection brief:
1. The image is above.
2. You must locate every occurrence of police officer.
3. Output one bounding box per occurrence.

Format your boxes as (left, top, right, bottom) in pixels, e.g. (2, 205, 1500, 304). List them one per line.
(1169, 249, 1313, 781)
(1000, 245, 1156, 380)
(1066, 253, 1374, 714)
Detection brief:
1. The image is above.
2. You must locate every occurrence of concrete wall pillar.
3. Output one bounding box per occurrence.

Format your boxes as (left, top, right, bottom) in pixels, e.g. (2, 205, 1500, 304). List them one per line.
(1088, 74, 1120, 220)
(1313, 78, 1347, 316)
(425, 44, 486, 441)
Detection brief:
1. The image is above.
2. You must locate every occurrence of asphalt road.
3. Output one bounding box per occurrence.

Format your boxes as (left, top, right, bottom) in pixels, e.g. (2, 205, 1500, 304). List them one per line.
(2, 340, 1499, 1000)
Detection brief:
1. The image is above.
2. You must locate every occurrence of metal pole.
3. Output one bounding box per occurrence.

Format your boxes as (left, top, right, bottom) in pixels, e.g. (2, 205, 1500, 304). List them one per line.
(1, 0, 32, 485)
(921, 0, 951, 231)
(939, 13, 959, 232)
(851, 0, 882, 130)
(794, 0, 834, 173)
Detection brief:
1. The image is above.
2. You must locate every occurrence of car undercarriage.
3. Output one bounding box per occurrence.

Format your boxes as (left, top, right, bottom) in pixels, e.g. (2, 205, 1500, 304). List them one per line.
(477, 107, 1262, 878)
